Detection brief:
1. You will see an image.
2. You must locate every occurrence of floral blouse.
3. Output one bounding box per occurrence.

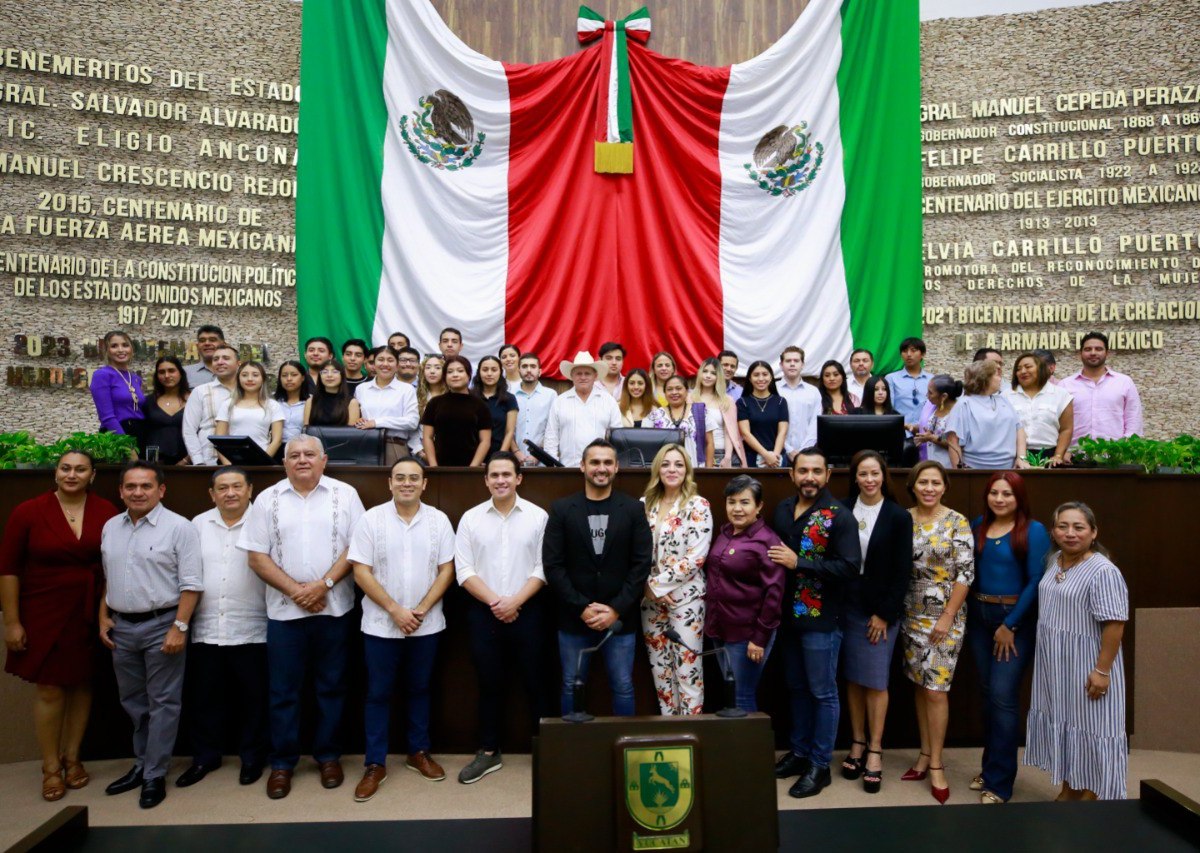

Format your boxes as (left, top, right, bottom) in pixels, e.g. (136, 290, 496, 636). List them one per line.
(643, 494, 713, 607)
(646, 405, 703, 467)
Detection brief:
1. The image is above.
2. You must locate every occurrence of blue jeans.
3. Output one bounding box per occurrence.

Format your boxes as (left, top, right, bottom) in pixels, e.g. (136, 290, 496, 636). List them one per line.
(712, 633, 777, 712)
(558, 629, 637, 717)
(363, 633, 440, 764)
(266, 614, 351, 770)
(966, 598, 1034, 801)
(781, 628, 842, 768)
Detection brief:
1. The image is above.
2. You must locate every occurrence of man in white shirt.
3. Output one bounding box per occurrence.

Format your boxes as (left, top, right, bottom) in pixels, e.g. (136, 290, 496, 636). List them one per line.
(454, 452, 549, 784)
(598, 342, 626, 400)
(543, 351, 623, 467)
(777, 346, 820, 461)
(176, 467, 268, 789)
(348, 457, 455, 801)
(846, 348, 874, 408)
(239, 435, 366, 800)
(181, 344, 239, 465)
(513, 352, 557, 466)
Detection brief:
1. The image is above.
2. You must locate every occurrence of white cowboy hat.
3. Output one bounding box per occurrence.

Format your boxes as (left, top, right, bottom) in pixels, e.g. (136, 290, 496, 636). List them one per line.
(559, 350, 604, 377)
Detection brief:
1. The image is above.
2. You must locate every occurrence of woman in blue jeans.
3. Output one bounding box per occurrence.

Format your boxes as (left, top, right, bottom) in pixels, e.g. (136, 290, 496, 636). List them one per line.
(968, 471, 1048, 803)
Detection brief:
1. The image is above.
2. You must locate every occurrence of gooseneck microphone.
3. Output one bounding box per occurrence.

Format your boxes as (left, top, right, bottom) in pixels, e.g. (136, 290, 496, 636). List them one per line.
(562, 620, 623, 723)
(663, 629, 747, 718)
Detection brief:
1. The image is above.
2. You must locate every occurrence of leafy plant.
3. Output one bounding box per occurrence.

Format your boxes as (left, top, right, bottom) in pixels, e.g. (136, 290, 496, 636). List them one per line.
(1074, 434, 1200, 474)
(1022, 451, 1049, 469)
(0, 431, 36, 469)
(0, 430, 137, 469)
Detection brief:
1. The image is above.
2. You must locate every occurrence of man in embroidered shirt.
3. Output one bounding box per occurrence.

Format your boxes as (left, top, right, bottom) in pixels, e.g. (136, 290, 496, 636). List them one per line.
(177, 466, 268, 789)
(513, 352, 556, 466)
(181, 343, 239, 465)
(455, 452, 549, 784)
(769, 447, 860, 799)
(1062, 331, 1144, 444)
(543, 351, 623, 467)
(777, 346, 821, 461)
(347, 456, 455, 801)
(239, 435, 365, 800)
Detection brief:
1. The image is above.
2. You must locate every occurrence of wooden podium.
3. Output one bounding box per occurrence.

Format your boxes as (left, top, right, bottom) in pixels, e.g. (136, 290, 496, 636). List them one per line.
(533, 713, 779, 852)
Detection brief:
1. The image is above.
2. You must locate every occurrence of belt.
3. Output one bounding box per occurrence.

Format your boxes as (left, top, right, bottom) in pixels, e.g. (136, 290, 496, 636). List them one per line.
(972, 592, 1018, 605)
(111, 607, 175, 623)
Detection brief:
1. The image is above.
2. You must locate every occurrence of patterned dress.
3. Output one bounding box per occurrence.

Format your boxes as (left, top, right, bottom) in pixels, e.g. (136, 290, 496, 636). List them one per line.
(641, 494, 712, 715)
(902, 510, 974, 691)
(1024, 553, 1128, 800)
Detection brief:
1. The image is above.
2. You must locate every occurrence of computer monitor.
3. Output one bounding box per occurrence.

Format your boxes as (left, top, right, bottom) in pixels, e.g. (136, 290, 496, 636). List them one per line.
(607, 428, 683, 468)
(815, 415, 905, 467)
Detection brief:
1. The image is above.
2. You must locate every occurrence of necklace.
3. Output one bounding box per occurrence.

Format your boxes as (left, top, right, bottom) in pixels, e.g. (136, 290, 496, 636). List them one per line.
(112, 366, 139, 405)
(752, 394, 771, 413)
(55, 492, 85, 523)
(853, 499, 882, 531)
(1055, 551, 1090, 583)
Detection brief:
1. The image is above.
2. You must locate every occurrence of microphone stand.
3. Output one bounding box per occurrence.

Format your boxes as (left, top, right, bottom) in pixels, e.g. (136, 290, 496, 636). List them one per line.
(562, 621, 623, 723)
(664, 629, 747, 718)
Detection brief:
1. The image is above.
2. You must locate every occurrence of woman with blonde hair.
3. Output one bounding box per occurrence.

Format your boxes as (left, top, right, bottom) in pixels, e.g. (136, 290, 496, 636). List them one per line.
(650, 351, 678, 406)
(89, 330, 145, 434)
(417, 354, 447, 415)
(946, 360, 1027, 470)
(691, 357, 747, 467)
(215, 360, 285, 461)
(619, 368, 654, 427)
(641, 444, 712, 714)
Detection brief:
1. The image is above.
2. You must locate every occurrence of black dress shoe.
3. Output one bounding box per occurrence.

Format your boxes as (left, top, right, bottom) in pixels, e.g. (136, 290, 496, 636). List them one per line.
(773, 752, 811, 779)
(176, 762, 220, 788)
(788, 765, 832, 799)
(139, 777, 167, 809)
(105, 765, 144, 795)
(239, 764, 264, 785)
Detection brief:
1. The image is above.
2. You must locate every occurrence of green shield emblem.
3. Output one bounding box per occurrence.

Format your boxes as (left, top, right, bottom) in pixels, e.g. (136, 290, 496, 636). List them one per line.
(624, 746, 694, 831)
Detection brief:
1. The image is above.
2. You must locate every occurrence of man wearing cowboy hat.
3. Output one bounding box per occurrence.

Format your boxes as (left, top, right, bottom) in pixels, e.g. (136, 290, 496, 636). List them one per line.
(543, 351, 623, 467)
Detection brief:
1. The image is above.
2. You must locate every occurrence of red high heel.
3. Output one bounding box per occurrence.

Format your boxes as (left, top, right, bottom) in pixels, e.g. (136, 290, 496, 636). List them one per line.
(901, 752, 930, 782)
(929, 766, 949, 804)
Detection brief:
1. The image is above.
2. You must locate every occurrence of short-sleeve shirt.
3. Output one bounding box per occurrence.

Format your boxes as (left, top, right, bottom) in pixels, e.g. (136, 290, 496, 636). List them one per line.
(736, 394, 789, 468)
(1005, 383, 1073, 450)
(944, 393, 1021, 469)
(483, 392, 519, 455)
(420, 393, 493, 465)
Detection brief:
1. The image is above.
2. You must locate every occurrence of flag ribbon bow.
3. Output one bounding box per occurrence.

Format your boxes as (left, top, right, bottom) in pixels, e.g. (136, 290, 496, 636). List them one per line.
(577, 6, 651, 173)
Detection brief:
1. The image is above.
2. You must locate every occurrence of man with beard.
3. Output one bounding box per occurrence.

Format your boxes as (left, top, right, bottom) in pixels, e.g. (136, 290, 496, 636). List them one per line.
(1062, 331, 1143, 443)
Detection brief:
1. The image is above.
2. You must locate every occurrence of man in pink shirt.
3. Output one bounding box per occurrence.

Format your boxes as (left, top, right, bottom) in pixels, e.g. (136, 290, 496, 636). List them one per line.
(1062, 332, 1143, 444)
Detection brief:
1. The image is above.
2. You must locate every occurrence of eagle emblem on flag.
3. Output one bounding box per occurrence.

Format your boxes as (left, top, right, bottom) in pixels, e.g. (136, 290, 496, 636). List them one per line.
(744, 120, 825, 197)
(399, 89, 486, 171)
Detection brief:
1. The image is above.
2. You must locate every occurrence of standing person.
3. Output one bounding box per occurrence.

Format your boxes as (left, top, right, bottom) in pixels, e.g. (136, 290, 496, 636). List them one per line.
(354, 347, 420, 463)
(303, 361, 361, 428)
(1024, 502, 1128, 801)
(543, 351, 623, 467)
(719, 350, 743, 402)
(598, 342, 626, 400)
(770, 447, 861, 799)
(513, 352, 556, 466)
(650, 351, 678, 406)
(544, 439, 653, 717)
(968, 472, 1049, 805)
(239, 435, 366, 800)
(641, 445, 712, 714)
(840, 451, 912, 795)
(499, 343, 522, 388)
(182, 343, 240, 465)
(618, 368, 654, 428)
(945, 360, 1028, 470)
(421, 356, 492, 467)
(1, 450, 118, 802)
(818, 360, 853, 415)
(736, 360, 789, 469)
(140, 356, 192, 465)
(901, 460, 974, 804)
(778, 347, 820, 458)
(273, 360, 310, 446)
(914, 375, 961, 466)
(438, 327, 464, 360)
(341, 339, 370, 391)
(1007, 352, 1073, 467)
(646, 375, 715, 468)
(886, 337, 932, 434)
(846, 348, 874, 408)
(454, 452, 549, 784)
(691, 357, 748, 467)
(303, 337, 335, 391)
(397, 347, 423, 387)
(703, 475, 785, 712)
(974, 348, 1004, 370)
(90, 330, 145, 435)
(348, 457, 456, 801)
(471, 355, 519, 458)
(387, 332, 410, 352)
(856, 375, 899, 416)
(177, 467, 269, 789)
(417, 354, 447, 416)
(99, 461, 203, 809)
(1032, 348, 1060, 384)
(184, 325, 225, 387)
(215, 361, 286, 460)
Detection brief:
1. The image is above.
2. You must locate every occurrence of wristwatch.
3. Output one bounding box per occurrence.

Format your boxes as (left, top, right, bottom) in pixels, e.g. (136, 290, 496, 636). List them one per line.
(322, 576, 334, 590)
(173, 620, 189, 633)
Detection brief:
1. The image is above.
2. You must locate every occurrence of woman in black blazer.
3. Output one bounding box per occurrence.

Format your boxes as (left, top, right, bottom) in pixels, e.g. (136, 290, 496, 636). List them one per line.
(839, 449, 913, 794)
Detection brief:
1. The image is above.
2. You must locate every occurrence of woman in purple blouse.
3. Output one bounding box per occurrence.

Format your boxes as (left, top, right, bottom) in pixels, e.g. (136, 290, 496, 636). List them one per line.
(88, 330, 145, 434)
(703, 474, 786, 712)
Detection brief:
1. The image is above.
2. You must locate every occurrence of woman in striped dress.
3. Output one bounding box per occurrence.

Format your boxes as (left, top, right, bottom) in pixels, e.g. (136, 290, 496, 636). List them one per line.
(1024, 502, 1128, 801)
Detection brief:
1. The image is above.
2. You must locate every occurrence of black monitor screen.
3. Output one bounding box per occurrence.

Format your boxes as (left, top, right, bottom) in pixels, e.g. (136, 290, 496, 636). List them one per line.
(815, 415, 905, 467)
(607, 427, 682, 468)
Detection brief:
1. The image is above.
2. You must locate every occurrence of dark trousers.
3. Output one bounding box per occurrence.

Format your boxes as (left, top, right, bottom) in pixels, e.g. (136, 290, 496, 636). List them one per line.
(267, 614, 351, 770)
(186, 641, 269, 768)
(781, 627, 843, 769)
(465, 600, 546, 752)
(363, 632, 440, 765)
(966, 598, 1035, 801)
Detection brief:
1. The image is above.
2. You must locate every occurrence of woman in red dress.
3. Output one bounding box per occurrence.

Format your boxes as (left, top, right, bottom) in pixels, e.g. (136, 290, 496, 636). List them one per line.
(1, 450, 118, 801)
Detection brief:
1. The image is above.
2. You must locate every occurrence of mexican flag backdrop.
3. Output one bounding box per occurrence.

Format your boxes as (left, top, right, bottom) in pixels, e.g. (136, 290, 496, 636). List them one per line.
(296, 0, 920, 376)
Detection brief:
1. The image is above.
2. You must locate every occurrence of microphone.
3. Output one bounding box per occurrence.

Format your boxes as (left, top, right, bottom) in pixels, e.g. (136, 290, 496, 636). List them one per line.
(663, 629, 747, 718)
(562, 619, 623, 723)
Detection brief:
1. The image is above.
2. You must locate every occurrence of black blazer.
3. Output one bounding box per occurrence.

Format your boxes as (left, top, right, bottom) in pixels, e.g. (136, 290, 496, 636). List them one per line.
(543, 490, 653, 634)
(856, 498, 913, 625)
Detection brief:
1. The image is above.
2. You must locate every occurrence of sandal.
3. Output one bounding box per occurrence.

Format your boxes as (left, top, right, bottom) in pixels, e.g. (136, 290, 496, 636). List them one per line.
(969, 774, 984, 791)
(901, 752, 930, 781)
(862, 749, 883, 794)
(63, 757, 89, 790)
(980, 790, 1004, 804)
(42, 766, 65, 802)
(840, 740, 867, 780)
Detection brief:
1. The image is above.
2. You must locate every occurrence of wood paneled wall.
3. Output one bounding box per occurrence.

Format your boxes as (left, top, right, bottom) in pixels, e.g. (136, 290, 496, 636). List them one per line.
(427, 0, 812, 66)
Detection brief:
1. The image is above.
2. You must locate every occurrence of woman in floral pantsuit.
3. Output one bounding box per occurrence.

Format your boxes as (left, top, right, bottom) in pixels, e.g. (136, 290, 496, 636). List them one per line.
(641, 444, 712, 715)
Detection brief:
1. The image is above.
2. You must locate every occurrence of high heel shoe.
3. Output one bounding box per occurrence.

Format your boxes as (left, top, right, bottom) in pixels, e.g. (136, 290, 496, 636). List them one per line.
(929, 765, 949, 804)
(900, 752, 930, 782)
(862, 749, 883, 794)
(840, 740, 867, 780)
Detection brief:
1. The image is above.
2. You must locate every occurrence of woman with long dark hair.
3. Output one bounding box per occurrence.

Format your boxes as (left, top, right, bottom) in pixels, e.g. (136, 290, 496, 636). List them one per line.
(819, 360, 852, 415)
(140, 356, 191, 464)
(273, 360, 310, 444)
(856, 375, 898, 416)
(646, 375, 714, 468)
(304, 360, 360, 427)
(471, 354, 518, 457)
(421, 356, 492, 467)
(736, 360, 788, 468)
(1005, 353, 1073, 467)
(619, 369, 654, 427)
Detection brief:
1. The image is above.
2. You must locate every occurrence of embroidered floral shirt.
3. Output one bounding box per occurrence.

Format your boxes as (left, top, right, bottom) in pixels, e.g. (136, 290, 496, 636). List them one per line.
(771, 488, 861, 632)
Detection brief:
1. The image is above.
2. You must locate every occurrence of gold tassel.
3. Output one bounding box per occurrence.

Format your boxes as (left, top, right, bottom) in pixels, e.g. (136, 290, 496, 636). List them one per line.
(594, 141, 634, 173)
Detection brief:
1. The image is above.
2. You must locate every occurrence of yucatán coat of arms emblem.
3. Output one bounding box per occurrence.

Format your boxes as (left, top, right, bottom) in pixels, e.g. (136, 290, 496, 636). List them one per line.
(623, 745, 695, 833)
